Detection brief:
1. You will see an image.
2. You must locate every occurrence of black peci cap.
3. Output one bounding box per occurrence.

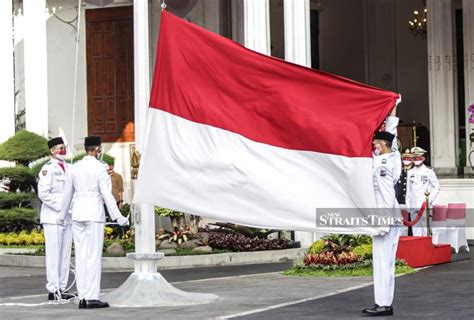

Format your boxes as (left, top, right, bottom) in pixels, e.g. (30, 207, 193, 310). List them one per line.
(47, 137, 64, 149)
(374, 131, 395, 144)
(84, 136, 101, 148)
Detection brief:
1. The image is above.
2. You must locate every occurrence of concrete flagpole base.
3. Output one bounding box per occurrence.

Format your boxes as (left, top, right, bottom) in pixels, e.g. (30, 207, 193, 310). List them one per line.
(103, 253, 219, 307)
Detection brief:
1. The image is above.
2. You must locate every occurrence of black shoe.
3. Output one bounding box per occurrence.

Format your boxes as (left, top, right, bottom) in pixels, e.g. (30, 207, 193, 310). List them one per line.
(59, 290, 76, 300)
(362, 305, 393, 316)
(78, 299, 110, 309)
(48, 292, 59, 301)
(48, 290, 76, 301)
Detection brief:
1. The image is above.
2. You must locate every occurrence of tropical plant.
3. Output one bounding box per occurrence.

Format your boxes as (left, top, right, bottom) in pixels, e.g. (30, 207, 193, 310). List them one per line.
(303, 251, 361, 266)
(154, 207, 185, 218)
(352, 243, 373, 260)
(208, 231, 293, 252)
(209, 222, 278, 239)
(157, 227, 192, 245)
(308, 239, 325, 254)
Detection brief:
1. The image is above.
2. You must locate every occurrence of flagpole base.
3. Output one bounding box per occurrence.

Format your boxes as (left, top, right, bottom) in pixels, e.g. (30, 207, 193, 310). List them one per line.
(103, 253, 219, 307)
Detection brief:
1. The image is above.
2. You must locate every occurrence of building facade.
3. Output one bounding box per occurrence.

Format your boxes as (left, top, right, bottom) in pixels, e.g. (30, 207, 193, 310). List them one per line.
(1, 0, 473, 244)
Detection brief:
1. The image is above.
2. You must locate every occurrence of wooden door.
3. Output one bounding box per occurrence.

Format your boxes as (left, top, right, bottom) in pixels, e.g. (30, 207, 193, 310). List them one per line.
(86, 6, 134, 142)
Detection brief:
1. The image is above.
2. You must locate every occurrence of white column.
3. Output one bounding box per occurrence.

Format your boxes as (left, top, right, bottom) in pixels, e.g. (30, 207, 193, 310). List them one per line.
(0, 0, 15, 143)
(284, 0, 315, 247)
(427, 0, 457, 173)
(464, 0, 474, 171)
(23, 0, 48, 137)
(132, 0, 157, 270)
(284, 0, 311, 66)
(243, 0, 270, 54)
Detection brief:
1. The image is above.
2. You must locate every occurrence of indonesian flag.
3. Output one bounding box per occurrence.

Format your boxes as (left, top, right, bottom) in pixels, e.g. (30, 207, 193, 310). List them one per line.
(134, 11, 400, 234)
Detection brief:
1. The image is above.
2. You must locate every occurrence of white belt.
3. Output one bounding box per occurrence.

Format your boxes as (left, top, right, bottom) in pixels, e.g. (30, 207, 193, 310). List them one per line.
(74, 191, 100, 198)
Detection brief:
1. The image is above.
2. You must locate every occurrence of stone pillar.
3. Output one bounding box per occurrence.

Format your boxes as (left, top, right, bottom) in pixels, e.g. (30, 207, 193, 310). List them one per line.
(0, 0, 15, 142)
(464, 0, 474, 172)
(283, 0, 315, 247)
(23, 0, 48, 137)
(243, 0, 270, 54)
(284, 0, 311, 66)
(427, 0, 457, 174)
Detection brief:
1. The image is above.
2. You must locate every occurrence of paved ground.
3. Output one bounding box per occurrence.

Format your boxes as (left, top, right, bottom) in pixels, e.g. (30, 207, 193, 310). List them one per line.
(0, 247, 471, 319)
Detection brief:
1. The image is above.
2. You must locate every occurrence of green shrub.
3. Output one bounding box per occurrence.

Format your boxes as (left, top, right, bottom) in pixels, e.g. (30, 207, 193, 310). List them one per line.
(155, 207, 185, 218)
(353, 243, 373, 259)
(0, 192, 35, 209)
(0, 208, 38, 232)
(308, 239, 325, 254)
(72, 153, 115, 166)
(0, 130, 49, 165)
(0, 166, 36, 192)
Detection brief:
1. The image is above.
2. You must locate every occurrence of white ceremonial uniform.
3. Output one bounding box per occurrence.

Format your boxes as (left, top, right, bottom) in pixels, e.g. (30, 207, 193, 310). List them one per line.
(372, 116, 401, 307)
(405, 164, 440, 236)
(37, 158, 73, 294)
(59, 155, 125, 301)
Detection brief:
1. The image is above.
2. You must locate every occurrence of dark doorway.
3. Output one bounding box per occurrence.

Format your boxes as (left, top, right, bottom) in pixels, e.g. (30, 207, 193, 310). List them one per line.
(85, 6, 134, 143)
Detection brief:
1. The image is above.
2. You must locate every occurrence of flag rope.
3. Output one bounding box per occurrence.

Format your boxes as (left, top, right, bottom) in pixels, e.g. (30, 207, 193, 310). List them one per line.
(402, 202, 427, 227)
(70, 0, 82, 163)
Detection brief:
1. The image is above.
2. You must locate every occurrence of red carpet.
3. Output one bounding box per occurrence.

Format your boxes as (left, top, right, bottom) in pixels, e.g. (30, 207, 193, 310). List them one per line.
(396, 236, 451, 268)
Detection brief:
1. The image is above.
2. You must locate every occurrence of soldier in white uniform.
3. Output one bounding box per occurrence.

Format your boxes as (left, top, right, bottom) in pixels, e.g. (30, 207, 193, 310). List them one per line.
(405, 147, 440, 236)
(363, 106, 401, 317)
(59, 136, 129, 309)
(37, 137, 75, 301)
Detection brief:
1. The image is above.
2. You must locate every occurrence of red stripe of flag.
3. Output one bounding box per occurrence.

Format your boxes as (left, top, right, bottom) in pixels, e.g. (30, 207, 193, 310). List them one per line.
(150, 10, 399, 158)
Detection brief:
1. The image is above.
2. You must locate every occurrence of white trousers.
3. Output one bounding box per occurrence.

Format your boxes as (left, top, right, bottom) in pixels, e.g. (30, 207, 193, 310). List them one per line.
(72, 221, 104, 300)
(43, 223, 73, 293)
(372, 225, 401, 307)
(410, 211, 427, 236)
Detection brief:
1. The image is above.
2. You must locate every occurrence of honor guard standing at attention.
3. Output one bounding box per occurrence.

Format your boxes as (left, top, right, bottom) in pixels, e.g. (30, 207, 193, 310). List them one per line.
(405, 147, 440, 236)
(396, 148, 414, 235)
(59, 136, 129, 309)
(363, 105, 401, 317)
(37, 137, 75, 301)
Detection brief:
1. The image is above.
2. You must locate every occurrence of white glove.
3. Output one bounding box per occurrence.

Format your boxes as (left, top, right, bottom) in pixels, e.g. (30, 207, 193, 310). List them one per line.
(116, 216, 129, 227)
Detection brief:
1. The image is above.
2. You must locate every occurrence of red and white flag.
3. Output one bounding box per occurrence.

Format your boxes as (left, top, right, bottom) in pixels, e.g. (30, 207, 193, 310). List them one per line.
(134, 11, 400, 234)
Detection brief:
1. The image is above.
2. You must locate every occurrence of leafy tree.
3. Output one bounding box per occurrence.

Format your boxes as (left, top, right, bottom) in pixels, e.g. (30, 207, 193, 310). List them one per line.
(0, 130, 49, 166)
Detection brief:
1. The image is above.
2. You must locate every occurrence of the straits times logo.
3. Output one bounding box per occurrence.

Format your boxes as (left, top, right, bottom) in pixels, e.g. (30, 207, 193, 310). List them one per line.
(315, 208, 404, 228)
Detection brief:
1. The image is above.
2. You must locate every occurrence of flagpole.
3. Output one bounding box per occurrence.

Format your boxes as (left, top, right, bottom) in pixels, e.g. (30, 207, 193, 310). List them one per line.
(103, 0, 217, 307)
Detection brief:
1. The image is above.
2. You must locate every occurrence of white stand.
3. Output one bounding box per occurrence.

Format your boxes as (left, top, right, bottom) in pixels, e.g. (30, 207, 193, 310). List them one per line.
(104, 253, 218, 307)
(107, 1, 219, 308)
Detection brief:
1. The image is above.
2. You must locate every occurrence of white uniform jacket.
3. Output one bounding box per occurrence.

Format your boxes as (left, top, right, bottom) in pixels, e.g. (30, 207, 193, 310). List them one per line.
(38, 158, 70, 224)
(59, 155, 122, 222)
(405, 164, 440, 210)
(372, 117, 401, 210)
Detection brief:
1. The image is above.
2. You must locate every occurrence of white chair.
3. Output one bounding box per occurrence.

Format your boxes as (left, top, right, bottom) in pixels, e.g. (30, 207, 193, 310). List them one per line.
(443, 202, 470, 253)
(431, 204, 447, 245)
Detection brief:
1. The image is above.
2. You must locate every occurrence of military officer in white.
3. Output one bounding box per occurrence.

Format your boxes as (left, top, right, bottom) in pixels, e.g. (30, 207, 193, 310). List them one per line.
(59, 136, 129, 309)
(405, 147, 440, 236)
(363, 105, 401, 317)
(38, 137, 75, 301)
